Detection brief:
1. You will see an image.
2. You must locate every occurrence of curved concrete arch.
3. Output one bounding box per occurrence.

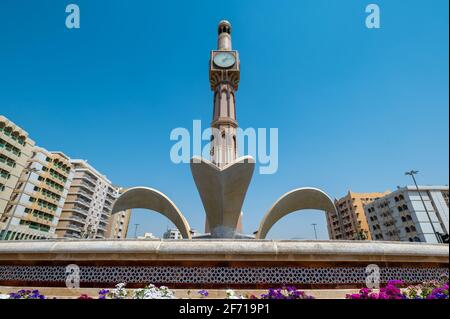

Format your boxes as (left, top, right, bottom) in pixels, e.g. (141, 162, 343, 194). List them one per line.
(256, 187, 338, 239)
(112, 187, 192, 239)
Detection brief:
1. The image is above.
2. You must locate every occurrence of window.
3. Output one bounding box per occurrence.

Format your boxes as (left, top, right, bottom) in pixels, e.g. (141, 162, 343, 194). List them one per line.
(0, 169, 11, 179)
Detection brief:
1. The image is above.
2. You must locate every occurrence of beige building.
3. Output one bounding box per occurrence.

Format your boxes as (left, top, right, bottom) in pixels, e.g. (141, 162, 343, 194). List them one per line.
(56, 160, 117, 239)
(327, 190, 390, 240)
(1, 146, 73, 240)
(106, 207, 131, 239)
(0, 116, 35, 228)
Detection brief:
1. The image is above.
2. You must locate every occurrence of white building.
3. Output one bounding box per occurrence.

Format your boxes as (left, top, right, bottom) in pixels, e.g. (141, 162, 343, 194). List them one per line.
(137, 232, 159, 240)
(163, 228, 202, 239)
(365, 186, 449, 243)
(163, 228, 183, 240)
(56, 160, 118, 240)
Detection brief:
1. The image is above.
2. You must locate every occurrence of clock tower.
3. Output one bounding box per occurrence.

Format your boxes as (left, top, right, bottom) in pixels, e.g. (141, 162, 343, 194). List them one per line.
(209, 20, 240, 167)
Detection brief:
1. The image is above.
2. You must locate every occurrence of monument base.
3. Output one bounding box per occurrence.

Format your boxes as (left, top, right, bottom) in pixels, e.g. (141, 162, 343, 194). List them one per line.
(0, 240, 448, 289)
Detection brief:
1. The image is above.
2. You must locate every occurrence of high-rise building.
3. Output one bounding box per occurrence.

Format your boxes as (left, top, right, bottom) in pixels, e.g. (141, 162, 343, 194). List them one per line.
(106, 207, 131, 239)
(106, 188, 131, 239)
(56, 160, 117, 240)
(327, 190, 391, 240)
(1, 147, 73, 240)
(365, 186, 449, 243)
(0, 116, 35, 226)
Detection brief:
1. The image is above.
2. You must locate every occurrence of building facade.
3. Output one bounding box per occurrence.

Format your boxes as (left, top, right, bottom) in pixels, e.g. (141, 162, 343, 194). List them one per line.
(0, 116, 35, 229)
(106, 207, 131, 239)
(163, 228, 183, 240)
(327, 190, 390, 240)
(365, 186, 449, 243)
(56, 160, 117, 240)
(1, 147, 73, 240)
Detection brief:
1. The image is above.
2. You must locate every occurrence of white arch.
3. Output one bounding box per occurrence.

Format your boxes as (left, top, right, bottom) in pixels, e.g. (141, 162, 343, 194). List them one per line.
(256, 187, 339, 239)
(112, 187, 192, 239)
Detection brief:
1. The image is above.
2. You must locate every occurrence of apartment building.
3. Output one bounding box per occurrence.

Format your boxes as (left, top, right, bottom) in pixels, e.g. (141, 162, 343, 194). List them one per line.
(327, 190, 391, 240)
(365, 186, 449, 243)
(106, 207, 131, 239)
(0, 116, 35, 225)
(1, 147, 73, 240)
(163, 228, 183, 239)
(56, 160, 117, 240)
(163, 228, 201, 239)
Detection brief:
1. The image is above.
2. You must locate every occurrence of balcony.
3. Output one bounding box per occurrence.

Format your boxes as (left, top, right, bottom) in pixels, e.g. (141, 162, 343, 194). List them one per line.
(59, 223, 82, 233)
(63, 206, 88, 217)
(100, 216, 109, 223)
(1, 133, 24, 151)
(26, 214, 54, 227)
(71, 197, 91, 208)
(82, 174, 98, 185)
(52, 164, 70, 178)
(62, 214, 86, 226)
(64, 233, 81, 239)
(101, 212, 110, 220)
(78, 191, 93, 202)
(73, 180, 96, 193)
(104, 197, 113, 205)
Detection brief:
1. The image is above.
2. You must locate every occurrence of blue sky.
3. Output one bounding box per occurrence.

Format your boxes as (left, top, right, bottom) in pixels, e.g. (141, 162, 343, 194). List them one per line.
(0, 0, 448, 239)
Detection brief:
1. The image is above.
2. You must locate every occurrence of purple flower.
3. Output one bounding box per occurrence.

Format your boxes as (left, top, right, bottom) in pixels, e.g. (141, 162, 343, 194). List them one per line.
(198, 290, 209, 298)
(261, 286, 314, 299)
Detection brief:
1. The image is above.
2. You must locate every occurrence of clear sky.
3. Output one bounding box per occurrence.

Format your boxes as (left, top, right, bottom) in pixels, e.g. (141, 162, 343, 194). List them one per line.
(1, 0, 448, 239)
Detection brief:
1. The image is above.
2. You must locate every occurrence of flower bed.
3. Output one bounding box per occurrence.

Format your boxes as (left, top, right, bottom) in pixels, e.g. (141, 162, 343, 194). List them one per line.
(1, 280, 448, 299)
(346, 280, 449, 300)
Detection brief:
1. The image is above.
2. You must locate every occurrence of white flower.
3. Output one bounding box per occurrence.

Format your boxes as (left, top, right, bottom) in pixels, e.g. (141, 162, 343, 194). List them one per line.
(225, 289, 245, 299)
(132, 284, 176, 299)
(109, 283, 128, 299)
(0, 294, 10, 300)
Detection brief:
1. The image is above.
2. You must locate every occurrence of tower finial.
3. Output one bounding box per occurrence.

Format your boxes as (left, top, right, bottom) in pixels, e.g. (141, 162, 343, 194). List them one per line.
(217, 20, 232, 50)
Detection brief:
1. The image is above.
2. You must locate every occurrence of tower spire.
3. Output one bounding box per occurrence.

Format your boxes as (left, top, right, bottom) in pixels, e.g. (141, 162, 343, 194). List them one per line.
(217, 20, 232, 50)
(209, 20, 240, 167)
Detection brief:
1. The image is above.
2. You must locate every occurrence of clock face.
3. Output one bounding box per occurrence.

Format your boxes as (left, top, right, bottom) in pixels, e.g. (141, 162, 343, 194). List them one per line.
(213, 52, 236, 68)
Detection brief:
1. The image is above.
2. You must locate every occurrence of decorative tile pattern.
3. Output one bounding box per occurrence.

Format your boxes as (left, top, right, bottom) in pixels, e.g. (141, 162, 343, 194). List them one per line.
(0, 265, 447, 285)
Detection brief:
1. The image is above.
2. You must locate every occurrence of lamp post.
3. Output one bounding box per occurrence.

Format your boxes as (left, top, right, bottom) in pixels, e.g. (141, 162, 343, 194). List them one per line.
(1, 167, 38, 241)
(405, 170, 441, 243)
(134, 223, 140, 238)
(312, 223, 318, 240)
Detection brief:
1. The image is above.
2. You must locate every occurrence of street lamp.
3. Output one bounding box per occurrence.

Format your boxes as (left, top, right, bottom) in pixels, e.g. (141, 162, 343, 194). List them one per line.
(134, 223, 140, 238)
(405, 170, 441, 243)
(1, 167, 39, 241)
